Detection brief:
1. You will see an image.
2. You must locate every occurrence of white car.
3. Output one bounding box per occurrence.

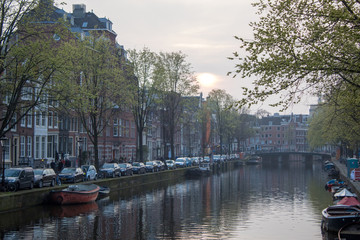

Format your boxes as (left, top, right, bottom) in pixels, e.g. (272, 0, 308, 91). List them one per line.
(175, 158, 186, 168)
(81, 165, 98, 181)
(191, 157, 200, 165)
(165, 160, 176, 169)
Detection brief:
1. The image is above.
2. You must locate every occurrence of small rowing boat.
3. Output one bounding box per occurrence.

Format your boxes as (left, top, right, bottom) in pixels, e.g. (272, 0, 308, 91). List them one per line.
(49, 183, 100, 205)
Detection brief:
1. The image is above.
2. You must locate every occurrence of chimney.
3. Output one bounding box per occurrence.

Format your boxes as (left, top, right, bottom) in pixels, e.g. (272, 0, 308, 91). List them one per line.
(72, 4, 86, 18)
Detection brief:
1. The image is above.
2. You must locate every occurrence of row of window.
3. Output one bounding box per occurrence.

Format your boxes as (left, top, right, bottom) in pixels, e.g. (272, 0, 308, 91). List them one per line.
(113, 118, 135, 138)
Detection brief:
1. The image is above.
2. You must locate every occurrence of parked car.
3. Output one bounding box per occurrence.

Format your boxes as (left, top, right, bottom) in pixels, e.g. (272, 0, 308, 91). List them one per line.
(99, 163, 121, 178)
(185, 158, 192, 167)
(191, 157, 200, 166)
(132, 162, 146, 174)
(204, 156, 210, 163)
(58, 167, 84, 183)
(154, 160, 165, 171)
(165, 160, 176, 170)
(33, 168, 56, 188)
(175, 158, 186, 168)
(81, 165, 98, 181)
(145, 161, 158, 172)
(118, 163, 133, 176)
(2, 167, 34, 191)
(213, 155, 221, 163)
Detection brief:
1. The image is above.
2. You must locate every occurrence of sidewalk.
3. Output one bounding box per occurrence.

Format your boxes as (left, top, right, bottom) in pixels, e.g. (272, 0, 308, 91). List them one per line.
(331, 159, 360, 197)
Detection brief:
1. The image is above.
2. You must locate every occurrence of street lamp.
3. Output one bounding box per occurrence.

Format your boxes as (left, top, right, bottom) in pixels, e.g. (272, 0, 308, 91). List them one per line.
(1, 137, 8, 189)
(77, 139, 83, 167)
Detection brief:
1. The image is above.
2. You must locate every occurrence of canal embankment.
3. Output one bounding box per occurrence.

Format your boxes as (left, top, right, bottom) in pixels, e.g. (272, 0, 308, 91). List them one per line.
(0, 161, 238, 213)
(0, 166, 189, 213)
(331, 159, 360, 197)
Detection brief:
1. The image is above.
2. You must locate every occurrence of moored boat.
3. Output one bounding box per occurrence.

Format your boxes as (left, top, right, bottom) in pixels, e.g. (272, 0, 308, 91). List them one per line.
(337, 196, 360, 206)
(186, 162, 212, 177)
(321, 204, 360, 232)
(199, 162, 211, 174)
(333, 188, 357, 203)
(49, 183, 100, 205)
(245, 155, 262, 164)
(98, 186, 110, 196)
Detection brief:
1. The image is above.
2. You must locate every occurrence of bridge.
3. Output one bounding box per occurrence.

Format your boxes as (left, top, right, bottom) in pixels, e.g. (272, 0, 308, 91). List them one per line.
(255, 151, 331, 162)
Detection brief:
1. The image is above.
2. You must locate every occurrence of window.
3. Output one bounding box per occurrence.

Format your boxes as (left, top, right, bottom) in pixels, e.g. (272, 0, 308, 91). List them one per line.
(21, 87, 32, 100)
(41, 136, 46, 158)
(36, 111, 40, 126)
(20, 136, 25, 157)
(47, 135, 54, 158)
(41, 112, 46, 126)
(3, 139, 10, 161)
(35, 136, 40, 159)
(20, 114, 26, 127)
(118, 119, 123, 137)
(113, 119, 118, 136)
(10, 113, 16, 132)
(54, 112, 58, 128)
(131, 121, 135, 138)
(48, 111, 53, 128)
(27, 111, 32, 128)
(27, 136, 32, 157)
(126, 120, 130, 137)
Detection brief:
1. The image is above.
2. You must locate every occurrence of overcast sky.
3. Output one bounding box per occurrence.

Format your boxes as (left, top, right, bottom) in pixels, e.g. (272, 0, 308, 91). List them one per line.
(61, 0, 315, 115)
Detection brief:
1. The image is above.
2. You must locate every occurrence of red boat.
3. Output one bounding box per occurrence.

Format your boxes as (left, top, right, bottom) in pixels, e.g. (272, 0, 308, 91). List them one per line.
(49, 183, 100, 205)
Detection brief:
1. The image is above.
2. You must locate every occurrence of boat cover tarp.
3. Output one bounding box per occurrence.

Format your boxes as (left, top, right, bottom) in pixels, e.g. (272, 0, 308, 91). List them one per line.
(334, 188, 357, 198)
(337, 196, 360, 206)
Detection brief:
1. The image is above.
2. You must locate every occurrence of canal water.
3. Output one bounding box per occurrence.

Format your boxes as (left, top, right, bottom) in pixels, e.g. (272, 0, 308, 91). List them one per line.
(0, 159, 334, 240)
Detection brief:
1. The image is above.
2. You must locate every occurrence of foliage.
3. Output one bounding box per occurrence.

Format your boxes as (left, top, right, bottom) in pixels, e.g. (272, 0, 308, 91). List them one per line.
(207, 89, 235, 154)
(127, 47, 158, 162)
(308, 85, 360, 150)
(229, 0, 360, 111)
(153, 51, 199, 159)
(0, 0, 69, 139)
(57, 35, 127, 169)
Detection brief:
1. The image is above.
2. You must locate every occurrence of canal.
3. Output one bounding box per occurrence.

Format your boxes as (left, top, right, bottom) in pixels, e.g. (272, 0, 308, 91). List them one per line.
(0, 158, 334, 240)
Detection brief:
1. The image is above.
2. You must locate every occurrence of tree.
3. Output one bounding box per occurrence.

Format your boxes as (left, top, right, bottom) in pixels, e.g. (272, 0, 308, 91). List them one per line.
(57, 35, 127, 169)
(207, 89, 235, 155)
(233, 110, 255, 153)
(0, 0, 68, 140)
(127, 47, 158, 162)
(308, 85, 360, 152)
(228, 0, 360, 111)
(154, 51, 199, 160)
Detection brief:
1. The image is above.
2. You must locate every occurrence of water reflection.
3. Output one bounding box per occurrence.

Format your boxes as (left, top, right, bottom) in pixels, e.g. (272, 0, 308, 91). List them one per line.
(0, 159, 334, 240)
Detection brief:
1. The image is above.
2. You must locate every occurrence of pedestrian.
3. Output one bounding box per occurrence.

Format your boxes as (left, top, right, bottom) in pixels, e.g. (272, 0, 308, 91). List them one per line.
(58, 160, 63, 173)
(65, 159, 71, 167)
(50, 161, 56, 172)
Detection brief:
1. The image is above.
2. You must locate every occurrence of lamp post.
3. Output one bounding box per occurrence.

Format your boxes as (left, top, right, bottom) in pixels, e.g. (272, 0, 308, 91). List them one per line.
(78, 139, 83, 167)
(1, 137, 8, 190)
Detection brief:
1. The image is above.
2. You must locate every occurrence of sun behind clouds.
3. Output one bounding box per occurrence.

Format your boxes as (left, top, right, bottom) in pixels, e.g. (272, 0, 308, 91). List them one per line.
(197, 73, 217, 88)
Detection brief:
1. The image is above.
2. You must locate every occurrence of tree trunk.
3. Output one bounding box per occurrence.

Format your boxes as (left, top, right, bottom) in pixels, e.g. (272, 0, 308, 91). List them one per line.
(138, 128, 144, 162)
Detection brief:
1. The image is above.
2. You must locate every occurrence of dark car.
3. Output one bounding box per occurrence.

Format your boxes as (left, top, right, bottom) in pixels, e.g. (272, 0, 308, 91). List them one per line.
(118, 163, 133, 176)
(132, 162, 146, 174)
(145, 161, 158, 172)
(154, 160, 165, 171)
(2, 167, 34, 191)
(33, 168, 56, 188)
(58, 167, 84, 183)
(99, 163, 121, 178)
